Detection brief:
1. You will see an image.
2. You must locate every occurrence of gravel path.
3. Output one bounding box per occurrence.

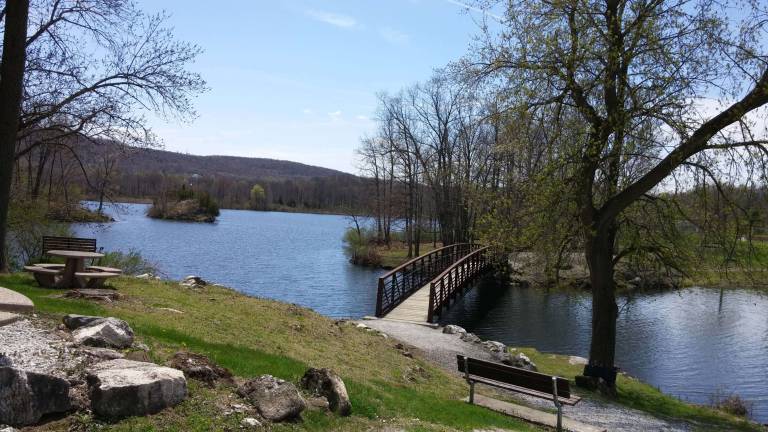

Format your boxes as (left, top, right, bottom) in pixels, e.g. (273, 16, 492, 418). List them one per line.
(360, 319, 692, 432)
(0, 317, 83, 378)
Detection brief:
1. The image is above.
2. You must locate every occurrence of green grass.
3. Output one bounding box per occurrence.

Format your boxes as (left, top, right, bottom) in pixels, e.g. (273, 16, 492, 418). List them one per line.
(0, 273, 537, 432)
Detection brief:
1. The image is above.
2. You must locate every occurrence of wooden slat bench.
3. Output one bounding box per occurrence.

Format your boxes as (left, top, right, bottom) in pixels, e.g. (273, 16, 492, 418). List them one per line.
(457, 355, 581, 432)
(42, 236, 98, 255)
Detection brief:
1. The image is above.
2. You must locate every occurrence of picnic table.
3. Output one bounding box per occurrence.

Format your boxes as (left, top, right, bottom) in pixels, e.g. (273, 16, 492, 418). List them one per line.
(47, 249, 105, 288)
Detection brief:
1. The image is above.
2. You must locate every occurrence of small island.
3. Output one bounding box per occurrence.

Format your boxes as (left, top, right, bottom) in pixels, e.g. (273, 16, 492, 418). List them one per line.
(147, 186, 220, 223)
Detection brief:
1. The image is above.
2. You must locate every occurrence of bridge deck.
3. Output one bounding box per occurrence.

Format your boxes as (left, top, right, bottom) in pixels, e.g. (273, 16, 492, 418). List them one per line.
(382, 283, 430, 323)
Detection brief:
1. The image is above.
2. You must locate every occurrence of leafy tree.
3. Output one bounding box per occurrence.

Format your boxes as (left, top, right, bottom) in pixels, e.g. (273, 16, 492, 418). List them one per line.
(250, 184, 267, 210)
(470, 0, 768, 389)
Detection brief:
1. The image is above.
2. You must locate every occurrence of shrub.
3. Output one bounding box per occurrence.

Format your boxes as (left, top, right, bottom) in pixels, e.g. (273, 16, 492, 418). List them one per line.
(197, 191, 220, 217)
(343, 228, 381, 266)
(6, 200, 72, 270)
(97, 249, 160, 276)
(710, 389, 752, 418)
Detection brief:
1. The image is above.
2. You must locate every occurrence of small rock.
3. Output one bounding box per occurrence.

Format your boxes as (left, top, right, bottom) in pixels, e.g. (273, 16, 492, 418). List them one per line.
(355, 323, 368, 329)
(237, 375, 306, 422)
(0, 367, 72, 426)
(134, 342, 150, 351)
(0, 354, 12, 368)
(0, 426, 19, 432)
(180, 275, 207, 288)
(63, 314, 103, 330)
(305, 396, 330, 411)
(135, 273, 152, 279)
(167, 351, 233, 386)
(80, 347, 125, 361)
(87, 359, 187, 419)
(503, 353, 538, 371)
(72, 317, 134, 349)
(482, 341, 506, 353)
(64, 289, 121, 302)
(568, 356, 588, 366)
(240, 417, 262, 428)
(158, 307, 183, 314)
(460, 332, 481, 343)
(442, 324, 467, 335)
(300, 368, 351, 416)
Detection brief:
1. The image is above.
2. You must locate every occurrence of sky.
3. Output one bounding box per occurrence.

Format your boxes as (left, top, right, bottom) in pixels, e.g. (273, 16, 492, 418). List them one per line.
(134, 0, 495, 174)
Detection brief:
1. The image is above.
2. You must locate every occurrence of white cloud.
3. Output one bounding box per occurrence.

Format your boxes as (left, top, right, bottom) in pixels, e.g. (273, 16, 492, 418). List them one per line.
(379, 27, 409, 45)
(328, 110, 343, 121)
(302, 108, 313, 115)
(305, 9, 360, 29)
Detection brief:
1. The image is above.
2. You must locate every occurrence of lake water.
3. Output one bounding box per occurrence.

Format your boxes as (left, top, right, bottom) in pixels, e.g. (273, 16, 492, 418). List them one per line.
(75, 203, 768, 422)
(75, 203, 383, 318)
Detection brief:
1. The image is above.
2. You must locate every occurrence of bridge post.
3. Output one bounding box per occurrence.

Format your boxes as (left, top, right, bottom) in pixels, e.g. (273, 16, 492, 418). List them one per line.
(376, 278, 384, 317)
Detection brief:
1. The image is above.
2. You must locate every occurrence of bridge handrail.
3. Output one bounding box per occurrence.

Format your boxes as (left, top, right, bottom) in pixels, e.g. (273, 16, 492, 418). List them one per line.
(427, 246, 491, 322)
(375, 243, 480, 317)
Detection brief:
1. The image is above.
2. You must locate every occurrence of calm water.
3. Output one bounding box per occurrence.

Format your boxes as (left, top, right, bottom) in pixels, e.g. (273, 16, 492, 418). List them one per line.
(76, 203, 768, 422)
(440, 280, 768, 422)
(74, 203, 383, 318)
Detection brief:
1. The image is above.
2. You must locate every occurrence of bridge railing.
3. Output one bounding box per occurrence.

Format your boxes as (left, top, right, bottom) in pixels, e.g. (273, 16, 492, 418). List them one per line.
(375, 243, 479, 317)
(427, 246, 491, 322)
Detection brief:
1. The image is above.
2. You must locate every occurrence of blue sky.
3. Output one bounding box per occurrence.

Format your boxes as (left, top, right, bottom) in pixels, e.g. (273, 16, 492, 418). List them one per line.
(135, 0, 495, 173)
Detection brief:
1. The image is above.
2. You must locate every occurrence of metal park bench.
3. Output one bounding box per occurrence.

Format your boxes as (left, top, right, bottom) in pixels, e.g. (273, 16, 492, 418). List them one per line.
(457, 355, 581, 432)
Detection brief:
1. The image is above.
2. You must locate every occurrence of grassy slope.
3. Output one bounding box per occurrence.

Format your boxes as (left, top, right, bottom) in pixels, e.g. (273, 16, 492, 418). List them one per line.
(0, 274, 537, 432)
(378, 242, 442, 269)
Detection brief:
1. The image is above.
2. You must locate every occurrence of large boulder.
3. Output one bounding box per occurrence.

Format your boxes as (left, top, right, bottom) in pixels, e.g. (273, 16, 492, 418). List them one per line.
(72, 318, 134, 349)
(503, 352, 538, 371)
(63, 314, 103, 330)
(86, 359, 187, 419)
(0, 367, 71, 426)
(167, 351, 232, 386)
(180, 276, 207, 289)
(237, 375, 306, 422)
(300, 368, 351, 416)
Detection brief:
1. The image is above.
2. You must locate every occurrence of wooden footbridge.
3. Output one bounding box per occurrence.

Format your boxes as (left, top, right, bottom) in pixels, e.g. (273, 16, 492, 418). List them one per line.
(375, 244, 493, 323)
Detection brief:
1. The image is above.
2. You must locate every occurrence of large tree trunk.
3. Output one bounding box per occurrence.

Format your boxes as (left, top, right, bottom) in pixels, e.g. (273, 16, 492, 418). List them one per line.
(0, 0, 30, 272)
(583, 224, 619, 388)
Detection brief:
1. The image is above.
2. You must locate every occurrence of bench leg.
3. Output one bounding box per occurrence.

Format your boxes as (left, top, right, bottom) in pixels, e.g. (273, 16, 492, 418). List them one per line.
(469, 381, 475, 404)
(555, 402, 563, 432)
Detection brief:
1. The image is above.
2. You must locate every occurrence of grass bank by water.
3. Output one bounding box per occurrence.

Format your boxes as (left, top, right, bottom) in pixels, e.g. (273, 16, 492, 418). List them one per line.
(0, 274, 759, 431)
(0, 273, 537, 432)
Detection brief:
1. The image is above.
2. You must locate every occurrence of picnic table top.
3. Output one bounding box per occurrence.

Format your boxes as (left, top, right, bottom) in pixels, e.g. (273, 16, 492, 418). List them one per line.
(47, 250, 104, 259)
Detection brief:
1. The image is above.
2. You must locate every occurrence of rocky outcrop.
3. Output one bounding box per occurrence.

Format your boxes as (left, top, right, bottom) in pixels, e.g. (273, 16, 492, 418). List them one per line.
(86, 359, 187, 419)
(0, 367, 71, 426)
(237, 375, 306, 422)
(300, 368, 351, 416)
(72, 318, 134, 349)
(63, 314, 103, 330)
(167, 351, 232, 386)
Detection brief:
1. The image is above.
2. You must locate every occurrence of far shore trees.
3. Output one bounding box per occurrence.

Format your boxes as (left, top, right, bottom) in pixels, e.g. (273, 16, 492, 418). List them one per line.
(468, 0, 768, 389)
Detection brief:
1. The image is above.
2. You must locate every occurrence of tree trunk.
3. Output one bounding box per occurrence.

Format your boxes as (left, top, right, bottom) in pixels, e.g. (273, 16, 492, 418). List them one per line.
(0, 0, 30, 272)
(583, 224, 619, 387)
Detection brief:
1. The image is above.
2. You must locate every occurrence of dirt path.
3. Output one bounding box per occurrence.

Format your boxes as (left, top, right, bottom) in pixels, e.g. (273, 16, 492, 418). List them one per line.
(360, 319, 692, 432)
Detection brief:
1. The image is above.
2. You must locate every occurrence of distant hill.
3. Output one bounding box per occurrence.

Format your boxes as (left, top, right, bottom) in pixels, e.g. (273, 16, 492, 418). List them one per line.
(118, 147, 353, 181)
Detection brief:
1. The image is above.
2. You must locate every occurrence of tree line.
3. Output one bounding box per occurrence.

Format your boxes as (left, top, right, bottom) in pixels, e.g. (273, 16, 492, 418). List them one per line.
(356, 0, 768, 391)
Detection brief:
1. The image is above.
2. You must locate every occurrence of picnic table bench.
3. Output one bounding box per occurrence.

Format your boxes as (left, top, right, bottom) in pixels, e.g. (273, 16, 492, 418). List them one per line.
(457, 355, 581, 432)
(24, 237, 121, 289)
